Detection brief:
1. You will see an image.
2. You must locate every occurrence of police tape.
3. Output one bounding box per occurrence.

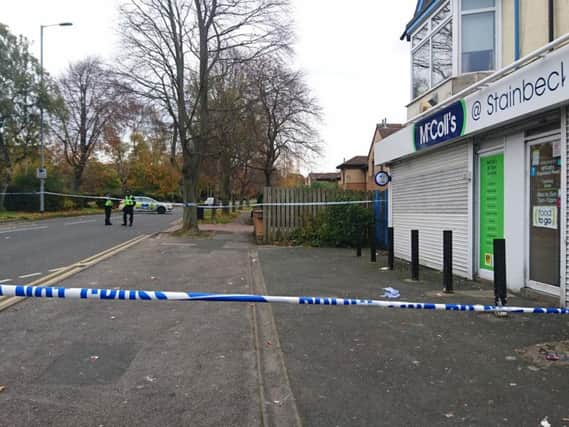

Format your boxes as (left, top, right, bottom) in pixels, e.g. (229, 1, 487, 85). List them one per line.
(1, 284, 568, 314)
(1, 191, 376, 207)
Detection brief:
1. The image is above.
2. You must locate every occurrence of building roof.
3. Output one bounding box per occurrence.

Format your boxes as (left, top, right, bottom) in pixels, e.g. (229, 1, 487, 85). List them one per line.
(401, 0, 440, 40)
(376, 123, 403, 139)
(309, 172, 340, 181)
(336, 156, 368, 170)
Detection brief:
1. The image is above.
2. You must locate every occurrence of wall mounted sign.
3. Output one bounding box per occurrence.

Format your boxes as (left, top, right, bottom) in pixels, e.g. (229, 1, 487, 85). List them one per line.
(533, 206, 558, 229)
(479, 154, 504, 271)
(413, 100, 466, 151)
(374, 171, 391, 186)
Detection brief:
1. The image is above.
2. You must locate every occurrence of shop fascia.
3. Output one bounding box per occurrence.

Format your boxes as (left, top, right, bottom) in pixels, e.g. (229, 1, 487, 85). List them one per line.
(375, 43, 569, 166)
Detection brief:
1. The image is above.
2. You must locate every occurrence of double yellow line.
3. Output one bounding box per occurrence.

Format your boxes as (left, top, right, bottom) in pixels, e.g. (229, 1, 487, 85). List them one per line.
(0, 234, 150, 312)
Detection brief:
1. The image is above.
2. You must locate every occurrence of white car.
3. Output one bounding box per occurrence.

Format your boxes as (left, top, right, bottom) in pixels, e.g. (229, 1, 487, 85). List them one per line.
(120, 196, 173, 214)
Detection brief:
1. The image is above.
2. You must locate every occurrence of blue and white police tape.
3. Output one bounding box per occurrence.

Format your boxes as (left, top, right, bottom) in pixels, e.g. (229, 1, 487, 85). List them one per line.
(1, 284, 568, 315)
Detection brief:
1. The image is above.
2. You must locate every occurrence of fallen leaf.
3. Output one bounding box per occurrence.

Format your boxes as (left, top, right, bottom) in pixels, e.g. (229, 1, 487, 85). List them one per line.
(0, 385, 5, 393)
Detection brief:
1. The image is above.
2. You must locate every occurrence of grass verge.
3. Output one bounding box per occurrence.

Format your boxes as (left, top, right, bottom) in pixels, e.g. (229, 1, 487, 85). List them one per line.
(0, 208, 102, 223)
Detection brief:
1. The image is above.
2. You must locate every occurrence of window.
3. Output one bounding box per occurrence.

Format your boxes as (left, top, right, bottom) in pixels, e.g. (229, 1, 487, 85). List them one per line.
(411, 2, 453, 99)
(461, 0, 496, 73)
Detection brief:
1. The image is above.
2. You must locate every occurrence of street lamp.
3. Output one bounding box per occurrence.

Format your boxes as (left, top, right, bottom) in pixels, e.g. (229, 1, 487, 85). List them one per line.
(39, 22, 73, 212)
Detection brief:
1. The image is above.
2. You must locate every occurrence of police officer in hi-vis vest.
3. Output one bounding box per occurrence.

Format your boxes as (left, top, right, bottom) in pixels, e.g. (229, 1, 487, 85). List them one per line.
(104, 193, 113, 226)
(122, 190, 135, 227)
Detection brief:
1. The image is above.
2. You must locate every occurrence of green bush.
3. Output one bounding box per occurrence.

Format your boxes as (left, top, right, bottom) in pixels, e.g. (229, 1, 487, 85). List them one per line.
(289, 193, 373, 248)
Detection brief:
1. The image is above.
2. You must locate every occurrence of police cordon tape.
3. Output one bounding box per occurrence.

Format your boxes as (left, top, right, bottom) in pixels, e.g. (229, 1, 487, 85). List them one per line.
(0, 191, 376, 207)
(1, 284, 568, 314)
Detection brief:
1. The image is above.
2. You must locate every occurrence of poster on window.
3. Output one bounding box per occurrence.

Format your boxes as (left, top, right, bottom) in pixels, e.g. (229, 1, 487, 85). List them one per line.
(532, 206, 557, 229)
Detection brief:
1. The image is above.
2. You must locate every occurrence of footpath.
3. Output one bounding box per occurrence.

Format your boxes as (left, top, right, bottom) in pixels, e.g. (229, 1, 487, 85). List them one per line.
(1, 213, 568, 426)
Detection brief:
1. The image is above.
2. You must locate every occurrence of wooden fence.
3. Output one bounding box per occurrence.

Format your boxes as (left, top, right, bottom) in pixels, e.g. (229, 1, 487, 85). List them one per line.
(262, 187, 370, 243)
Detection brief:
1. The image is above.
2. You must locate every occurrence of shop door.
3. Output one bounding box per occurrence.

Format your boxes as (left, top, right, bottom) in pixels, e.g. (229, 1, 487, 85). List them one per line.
(478, 153, 504, 280)
(528, 139, 561, 290)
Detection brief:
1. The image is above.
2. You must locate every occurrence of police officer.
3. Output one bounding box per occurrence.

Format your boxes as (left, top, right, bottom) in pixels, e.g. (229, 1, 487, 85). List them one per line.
(104, 193, 113, 226)
(122, 190, 135, 227)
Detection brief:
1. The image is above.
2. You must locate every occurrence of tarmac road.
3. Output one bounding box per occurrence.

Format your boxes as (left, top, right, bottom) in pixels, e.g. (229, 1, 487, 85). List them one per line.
(0, 209, 181, 285)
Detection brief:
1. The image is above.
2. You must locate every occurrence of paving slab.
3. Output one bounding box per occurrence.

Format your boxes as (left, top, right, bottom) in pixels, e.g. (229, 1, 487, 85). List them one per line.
(258, 246, 569, 427)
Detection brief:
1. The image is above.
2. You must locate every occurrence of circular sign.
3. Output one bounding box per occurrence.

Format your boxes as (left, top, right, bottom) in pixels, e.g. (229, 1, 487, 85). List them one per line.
(374, 171, 391, 187)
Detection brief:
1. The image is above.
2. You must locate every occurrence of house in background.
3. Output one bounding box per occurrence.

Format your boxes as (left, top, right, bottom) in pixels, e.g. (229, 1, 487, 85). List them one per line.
(306, 172, 340, 186)
(336, 156, 368, 191)
(366, 122, 403, 191)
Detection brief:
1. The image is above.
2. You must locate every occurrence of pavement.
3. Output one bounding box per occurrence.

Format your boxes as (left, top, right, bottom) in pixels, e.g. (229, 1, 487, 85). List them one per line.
(1, 215, 568, 426)
(0, 209, 181, 284)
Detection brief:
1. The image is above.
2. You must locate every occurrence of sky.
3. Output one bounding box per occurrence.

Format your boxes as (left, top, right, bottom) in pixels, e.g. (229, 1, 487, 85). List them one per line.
(2, 0, 416, 173)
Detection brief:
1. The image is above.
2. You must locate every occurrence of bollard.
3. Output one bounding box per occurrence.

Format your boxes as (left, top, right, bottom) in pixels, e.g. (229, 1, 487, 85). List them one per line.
(197, 206, 204, 220)
(356, 226, 362, 257)
(411, 229, 419, 281)
(388, 227, 394, 270)
(369, 224, 377, 263)
(493, 238, 507, 306)
(443, 230, 453, 293)
(232, 199, 236, 213)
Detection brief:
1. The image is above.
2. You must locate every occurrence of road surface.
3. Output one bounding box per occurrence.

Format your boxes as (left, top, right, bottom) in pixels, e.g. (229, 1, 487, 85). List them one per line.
(0, 209, 181, 285)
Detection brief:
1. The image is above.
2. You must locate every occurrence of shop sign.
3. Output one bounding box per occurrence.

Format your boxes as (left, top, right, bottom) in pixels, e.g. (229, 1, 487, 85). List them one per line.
(533, 206, 557, 229)
(465, 46, 568, 134)
(374, 171, 391, 186)
(413, 101, 465, 151)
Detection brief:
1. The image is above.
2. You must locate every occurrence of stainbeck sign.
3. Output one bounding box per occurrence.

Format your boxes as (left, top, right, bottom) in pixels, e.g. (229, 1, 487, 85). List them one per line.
(413, 100, 466, 151)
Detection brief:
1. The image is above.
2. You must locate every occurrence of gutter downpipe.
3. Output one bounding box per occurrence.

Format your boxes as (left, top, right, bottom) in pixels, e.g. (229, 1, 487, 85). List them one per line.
(549, 0, 555, 43)
(514, 0, 520, 60)
(405, 32, 569, 126)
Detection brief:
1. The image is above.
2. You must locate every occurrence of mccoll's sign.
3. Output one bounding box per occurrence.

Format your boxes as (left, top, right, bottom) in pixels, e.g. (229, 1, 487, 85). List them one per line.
(414, 100, 465, 150)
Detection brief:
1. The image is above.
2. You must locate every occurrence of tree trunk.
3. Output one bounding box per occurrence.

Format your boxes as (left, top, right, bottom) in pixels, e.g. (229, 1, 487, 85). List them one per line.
(264, 169, 272, 187)
(181, 154, 199, 232)
(0, 182, 8, 212)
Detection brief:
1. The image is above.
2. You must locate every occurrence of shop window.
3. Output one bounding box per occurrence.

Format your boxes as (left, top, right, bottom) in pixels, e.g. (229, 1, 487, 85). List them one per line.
(411, 2, 453, 98)
(461, 0, 496, 73)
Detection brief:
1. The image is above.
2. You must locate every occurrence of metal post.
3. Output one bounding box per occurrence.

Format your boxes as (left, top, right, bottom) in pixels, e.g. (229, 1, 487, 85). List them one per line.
(356, 226, 362, 257)
(388, 227, 394, 270)
(443, 230, 453, 293)
(369, 224, 376, 262)
(493, 239, 507, 306)
(39, 25, 45, 213)
(411, 229, 419, 281)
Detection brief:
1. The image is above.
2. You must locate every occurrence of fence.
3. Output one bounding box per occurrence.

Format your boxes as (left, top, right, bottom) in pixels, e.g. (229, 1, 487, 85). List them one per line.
(262, 187, 371, 243)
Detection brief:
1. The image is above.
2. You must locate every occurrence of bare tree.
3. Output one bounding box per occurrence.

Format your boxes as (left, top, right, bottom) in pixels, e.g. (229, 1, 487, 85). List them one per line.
(51, 57, 118, 192)
(247, 58, 321, 186)
(118, 0, 292, 231)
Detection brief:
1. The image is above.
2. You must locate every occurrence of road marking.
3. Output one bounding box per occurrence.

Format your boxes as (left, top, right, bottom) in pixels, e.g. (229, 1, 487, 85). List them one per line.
(64, 219, 96, 226)
(160, 242, 197, 247)
(48, 267, 65, 272)
(0, 279, 12, 284)
(19, 272, 42, 279)
(0, 226, 48, 234)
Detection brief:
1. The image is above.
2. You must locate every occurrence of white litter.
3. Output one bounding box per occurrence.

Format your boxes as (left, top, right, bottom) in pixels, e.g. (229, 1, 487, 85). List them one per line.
(381, 287, 400, 299)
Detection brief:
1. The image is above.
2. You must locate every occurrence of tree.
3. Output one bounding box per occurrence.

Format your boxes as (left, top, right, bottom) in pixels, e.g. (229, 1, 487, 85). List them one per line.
(247, 58, 321, 186)
(0, 23, 46, 210)
(118, 0, 292, 231)
(51, 57, 118, 192)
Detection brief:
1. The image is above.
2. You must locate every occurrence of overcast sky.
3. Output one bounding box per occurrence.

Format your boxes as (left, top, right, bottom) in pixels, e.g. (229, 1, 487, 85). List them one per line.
(2, 0, 416, 173)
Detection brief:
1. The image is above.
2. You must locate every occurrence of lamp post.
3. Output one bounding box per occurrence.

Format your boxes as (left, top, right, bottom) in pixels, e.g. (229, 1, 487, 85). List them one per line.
(39, 22, 72, 212)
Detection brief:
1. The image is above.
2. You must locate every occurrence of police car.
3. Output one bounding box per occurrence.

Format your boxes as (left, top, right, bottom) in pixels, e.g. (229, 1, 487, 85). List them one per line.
(120, 196, 174, 214)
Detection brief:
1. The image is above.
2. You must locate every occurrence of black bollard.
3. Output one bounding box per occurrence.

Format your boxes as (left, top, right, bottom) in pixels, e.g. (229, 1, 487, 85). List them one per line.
(493, 239, 507, 306)
(443, 230, 453, 293)
(369, 224, 377, 263)
(356, 226, 362, 257)
(197, 206, 204, 220)
(411, 229, 419, 281)
(388, 227, 394, 270)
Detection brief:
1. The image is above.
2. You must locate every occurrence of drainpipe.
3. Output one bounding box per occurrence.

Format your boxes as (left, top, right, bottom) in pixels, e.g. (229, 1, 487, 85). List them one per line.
(514, 0, 520, 60)
(548, 0, 555, 42)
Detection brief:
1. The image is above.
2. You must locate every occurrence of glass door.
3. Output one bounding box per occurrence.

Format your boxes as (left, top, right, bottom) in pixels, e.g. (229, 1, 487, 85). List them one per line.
(528, 139, 561, 288)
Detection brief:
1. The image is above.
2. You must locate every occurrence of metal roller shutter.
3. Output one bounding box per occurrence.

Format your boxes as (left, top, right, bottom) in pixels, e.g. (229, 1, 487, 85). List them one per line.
(391, 142, 471, 278)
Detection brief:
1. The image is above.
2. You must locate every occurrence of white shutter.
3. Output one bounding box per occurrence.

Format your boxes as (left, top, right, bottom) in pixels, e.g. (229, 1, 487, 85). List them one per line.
(391, 142, 471, 278)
